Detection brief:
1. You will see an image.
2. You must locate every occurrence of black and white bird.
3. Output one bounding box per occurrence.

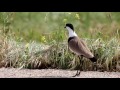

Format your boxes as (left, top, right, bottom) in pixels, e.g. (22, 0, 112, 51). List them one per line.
(64, 23, 97, 77)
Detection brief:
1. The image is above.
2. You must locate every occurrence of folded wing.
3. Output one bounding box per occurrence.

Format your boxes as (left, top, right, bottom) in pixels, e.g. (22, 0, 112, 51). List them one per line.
(68, 37, 94, 58)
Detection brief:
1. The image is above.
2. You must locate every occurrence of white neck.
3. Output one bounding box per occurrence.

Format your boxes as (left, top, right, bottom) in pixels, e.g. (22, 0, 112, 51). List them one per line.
(66, 27, 77, 37)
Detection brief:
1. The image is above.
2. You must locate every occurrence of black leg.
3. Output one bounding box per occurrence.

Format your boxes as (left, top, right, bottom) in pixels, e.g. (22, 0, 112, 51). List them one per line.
(72, 70, 81, 77)
(79, 55, 84, 71)
(93, 62, 97, 71)
(72, 55, 83, 77)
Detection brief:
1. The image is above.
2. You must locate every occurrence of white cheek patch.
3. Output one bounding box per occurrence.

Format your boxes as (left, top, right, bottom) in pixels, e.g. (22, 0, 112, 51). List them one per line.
(66, 27, 77, 37)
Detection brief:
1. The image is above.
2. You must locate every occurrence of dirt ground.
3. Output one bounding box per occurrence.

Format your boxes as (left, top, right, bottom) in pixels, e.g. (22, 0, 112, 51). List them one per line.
(0, 68, 120, 78)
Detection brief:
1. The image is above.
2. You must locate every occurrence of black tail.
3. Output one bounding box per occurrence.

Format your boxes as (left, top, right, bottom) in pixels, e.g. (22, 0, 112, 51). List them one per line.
(89, 57, 97, 62)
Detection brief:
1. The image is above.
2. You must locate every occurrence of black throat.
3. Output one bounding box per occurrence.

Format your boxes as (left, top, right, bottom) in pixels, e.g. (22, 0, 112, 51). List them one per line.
(68, 36, 76, 43)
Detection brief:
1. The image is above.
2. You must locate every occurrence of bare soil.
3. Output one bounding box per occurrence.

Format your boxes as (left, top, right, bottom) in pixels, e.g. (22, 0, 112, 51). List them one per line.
(0, 68, 120, 78)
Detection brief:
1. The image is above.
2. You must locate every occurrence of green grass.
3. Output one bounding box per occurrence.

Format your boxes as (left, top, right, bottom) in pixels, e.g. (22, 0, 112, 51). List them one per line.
(0, 12, 120, 42)
(0, 12, 120, 71)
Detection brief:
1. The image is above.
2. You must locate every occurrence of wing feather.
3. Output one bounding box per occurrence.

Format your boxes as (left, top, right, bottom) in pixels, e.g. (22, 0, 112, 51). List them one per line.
(68, 37, 94, 58)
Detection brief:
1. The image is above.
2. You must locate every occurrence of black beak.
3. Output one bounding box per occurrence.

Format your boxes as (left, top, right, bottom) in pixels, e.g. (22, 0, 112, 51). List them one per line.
(64, 26, 66, 28)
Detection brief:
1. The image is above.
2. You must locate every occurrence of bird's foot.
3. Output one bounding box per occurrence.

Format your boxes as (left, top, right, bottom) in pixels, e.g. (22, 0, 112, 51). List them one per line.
(72, 70, 81, 77)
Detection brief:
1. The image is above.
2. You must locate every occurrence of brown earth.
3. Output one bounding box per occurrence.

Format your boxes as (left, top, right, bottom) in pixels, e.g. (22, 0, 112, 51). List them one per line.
(0, 68, 120, 78)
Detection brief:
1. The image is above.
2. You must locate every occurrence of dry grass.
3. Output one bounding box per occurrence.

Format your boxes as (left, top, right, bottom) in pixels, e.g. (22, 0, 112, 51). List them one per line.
(0, 33, 120, 71)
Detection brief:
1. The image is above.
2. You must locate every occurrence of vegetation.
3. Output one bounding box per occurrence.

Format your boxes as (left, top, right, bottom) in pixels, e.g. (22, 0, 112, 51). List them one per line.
(0, 12, 120, 71)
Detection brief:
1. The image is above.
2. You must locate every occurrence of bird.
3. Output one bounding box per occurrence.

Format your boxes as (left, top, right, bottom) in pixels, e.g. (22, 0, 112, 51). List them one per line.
(64, 23, 97, 77)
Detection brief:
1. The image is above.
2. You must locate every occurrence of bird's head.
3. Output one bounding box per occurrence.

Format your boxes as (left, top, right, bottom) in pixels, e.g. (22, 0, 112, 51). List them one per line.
(64, 23, 74, 31)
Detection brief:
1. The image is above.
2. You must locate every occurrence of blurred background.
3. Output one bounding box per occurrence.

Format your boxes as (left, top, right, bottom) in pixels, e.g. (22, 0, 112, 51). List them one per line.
(0, 12, 120, 43)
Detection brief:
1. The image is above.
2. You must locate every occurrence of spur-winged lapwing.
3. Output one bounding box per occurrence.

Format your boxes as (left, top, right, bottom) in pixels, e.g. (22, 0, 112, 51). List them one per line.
(64, 23, 97, 77)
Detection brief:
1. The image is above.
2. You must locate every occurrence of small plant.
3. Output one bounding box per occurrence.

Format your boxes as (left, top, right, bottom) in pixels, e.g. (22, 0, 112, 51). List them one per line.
(0, 12, 120, 72)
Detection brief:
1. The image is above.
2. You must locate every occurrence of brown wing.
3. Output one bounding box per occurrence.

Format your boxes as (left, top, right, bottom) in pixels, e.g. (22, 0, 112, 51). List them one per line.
(68, 37, 94, 58)
(80, 39, 91, 52)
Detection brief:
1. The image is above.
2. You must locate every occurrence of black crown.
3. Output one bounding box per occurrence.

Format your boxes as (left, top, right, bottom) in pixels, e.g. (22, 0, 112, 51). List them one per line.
(65, 23, 74, 30)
